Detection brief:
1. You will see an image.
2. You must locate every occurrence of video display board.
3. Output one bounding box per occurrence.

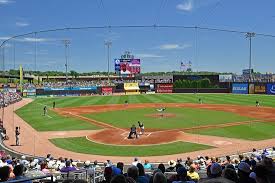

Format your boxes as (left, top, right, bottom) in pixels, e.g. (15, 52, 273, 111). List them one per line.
(115, 59, 141, 75)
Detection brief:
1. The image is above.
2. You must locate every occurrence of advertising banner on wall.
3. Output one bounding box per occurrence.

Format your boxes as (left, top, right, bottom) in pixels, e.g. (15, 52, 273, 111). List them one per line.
(232, 83, 248, 94)
(266, 83, 275, 95)
(101, 87, 113, 95)
(44, 86, 97, 91)
(254, 84, 266, 94)
(249, 84, 255, 94)
(219, 74, 233, 82)
(156, 83, 173, 93)
(124, 83, 140, 90)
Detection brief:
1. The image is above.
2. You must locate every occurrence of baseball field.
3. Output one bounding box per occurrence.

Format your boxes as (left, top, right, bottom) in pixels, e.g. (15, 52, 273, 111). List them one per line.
(15, 93, 275, 157)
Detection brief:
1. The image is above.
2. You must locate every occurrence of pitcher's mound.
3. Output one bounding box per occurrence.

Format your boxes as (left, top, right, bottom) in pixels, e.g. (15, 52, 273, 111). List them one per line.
(145, 113, 176, 118)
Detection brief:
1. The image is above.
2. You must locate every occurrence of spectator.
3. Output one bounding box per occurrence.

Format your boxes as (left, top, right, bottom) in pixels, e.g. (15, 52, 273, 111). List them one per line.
(222, 167, 238, 183)
(166, 160, 176, 172)
(60, 161, 77, 173)
(100, 167, 112, 183)
(117, 162, 124, 174)
(11, 164, 32, 183)
(111, 174, 127, 183)
(158, 163, 166, 174)
(170, 166, 194, 183)
(153, 172, 167, 183)
(187, 166, 200, 182)
(137, 163, 149, 183)
(143, 160, 152, 170)
(127, 166, 139, 182)
(238, 162, 255, 183)
(0, 166, 10, 182)
(132, 158, 139, 166)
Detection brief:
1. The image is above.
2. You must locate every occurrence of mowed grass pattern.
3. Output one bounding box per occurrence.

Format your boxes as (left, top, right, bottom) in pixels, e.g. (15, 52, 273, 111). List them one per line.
(16, 102, 100, 131)
(194, 122, 275, 140)
(84, 108, 253, 129)
(50, 137, 212, 156)
(33, 94, 275, 108)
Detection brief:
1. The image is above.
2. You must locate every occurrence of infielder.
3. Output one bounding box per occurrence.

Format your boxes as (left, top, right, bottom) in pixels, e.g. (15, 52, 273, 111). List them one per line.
(43, 105, 47, 116)
(256, 100, 260, 107)
(138, 121, 145, 135)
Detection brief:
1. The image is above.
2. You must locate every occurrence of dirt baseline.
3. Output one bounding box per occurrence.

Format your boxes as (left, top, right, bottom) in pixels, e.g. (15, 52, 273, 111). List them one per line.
(54, 103, 275, 145)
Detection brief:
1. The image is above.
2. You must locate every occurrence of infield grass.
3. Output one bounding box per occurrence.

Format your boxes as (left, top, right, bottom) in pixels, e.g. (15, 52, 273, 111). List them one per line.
(194, 122, 275, 140)
(84, 107, 254, 129)
(50, 137, 212, 156)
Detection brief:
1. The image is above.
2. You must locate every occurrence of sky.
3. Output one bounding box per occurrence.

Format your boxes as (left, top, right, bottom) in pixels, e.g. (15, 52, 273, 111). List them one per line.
(0, 0, 275, 74)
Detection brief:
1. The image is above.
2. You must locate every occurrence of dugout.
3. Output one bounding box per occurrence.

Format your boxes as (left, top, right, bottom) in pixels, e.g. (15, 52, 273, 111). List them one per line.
(124, 82, 140, 95)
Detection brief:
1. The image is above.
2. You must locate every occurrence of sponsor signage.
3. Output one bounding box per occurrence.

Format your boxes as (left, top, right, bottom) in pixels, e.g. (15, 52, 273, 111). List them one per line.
(219, 74, 233, 82)
(124, 83, 139, 90)
(254, 84, 266, 94)
(249, 84, 255, 94)
(44, 86, 97, 91)
(232, 83, 248, 94)
(102, 87, 113, 94)
(156, 83, 173, 93)
(267, 83, 275, 95)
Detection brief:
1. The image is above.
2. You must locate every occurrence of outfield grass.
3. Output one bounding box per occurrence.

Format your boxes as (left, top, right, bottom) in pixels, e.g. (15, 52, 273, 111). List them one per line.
(33, 94, 275, 108)
(84, 107, 253, 129)
(50, 137, 212, 156)
(194, 122, 275, 140)
(16, 102, 100, 131)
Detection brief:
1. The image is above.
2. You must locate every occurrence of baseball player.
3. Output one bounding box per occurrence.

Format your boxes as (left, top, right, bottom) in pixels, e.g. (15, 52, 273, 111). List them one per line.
(256, 100, 260, 107)
(128, 125, 138, 139)
(43, 105, 47, 116)
(138, 121, 145, 135)
(15, 126, 20, 146)
(199, 98, 203, 104)
(53, 101, 56, 109)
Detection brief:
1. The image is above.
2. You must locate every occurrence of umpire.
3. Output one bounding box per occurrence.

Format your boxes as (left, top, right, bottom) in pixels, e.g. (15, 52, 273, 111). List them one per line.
(128, 125, 138, 139)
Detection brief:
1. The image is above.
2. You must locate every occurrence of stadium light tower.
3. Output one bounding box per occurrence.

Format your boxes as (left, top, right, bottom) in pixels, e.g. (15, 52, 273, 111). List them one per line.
(62, 39, 71, 82)
(245, 32, 256, 81)
(105, 41, 112, 82)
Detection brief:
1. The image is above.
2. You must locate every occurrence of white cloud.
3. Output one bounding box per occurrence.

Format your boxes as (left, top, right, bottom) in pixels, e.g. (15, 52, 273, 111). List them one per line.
(0, 36, 11, 40)
(158, 43, 191, 50)
(0, 0, 14, 5)
(176, 0, 193, 12)
(15, 22, 29, 27)
(22, 37, 50, 42)
(24, 49, 48, 55)
(135, 53, 164, 58)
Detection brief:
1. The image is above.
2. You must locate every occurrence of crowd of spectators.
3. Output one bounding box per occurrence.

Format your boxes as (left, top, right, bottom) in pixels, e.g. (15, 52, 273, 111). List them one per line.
(0, 147, 275, 183)
(0, 92, 22, 108)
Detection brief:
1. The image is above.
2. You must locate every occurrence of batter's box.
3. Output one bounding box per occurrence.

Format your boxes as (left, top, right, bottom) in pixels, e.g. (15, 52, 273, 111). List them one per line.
(121, 131, 152, 139)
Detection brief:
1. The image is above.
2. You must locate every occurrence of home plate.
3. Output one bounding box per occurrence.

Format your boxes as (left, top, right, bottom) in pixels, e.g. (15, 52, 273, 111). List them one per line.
(213, 140, 232, 145)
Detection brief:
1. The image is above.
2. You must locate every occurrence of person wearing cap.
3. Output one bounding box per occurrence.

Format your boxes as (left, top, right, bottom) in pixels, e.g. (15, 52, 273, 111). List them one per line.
(166, 160, 177, 172)
(238, 162, 255, 183)
(203, 163, 235, 183)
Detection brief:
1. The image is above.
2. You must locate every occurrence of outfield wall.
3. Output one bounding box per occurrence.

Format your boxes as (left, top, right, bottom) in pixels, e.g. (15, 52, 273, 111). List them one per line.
(173, 88, 231, 93)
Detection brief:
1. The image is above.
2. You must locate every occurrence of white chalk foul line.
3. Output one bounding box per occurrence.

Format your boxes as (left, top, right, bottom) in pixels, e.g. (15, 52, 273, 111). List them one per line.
(46, 114, 52, 119)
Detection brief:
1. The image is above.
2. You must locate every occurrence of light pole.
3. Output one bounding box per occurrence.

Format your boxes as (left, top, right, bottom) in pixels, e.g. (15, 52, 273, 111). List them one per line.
(62, 40, 70, 83)
(245, 32, 256, 81)
(105, 41, 112, 82)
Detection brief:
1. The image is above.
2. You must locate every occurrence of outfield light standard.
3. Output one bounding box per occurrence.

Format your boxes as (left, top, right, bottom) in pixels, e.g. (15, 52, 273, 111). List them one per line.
(105, 41, 112, 82)
(62, 39, 71, 83)
(245, 32, 256, 81)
